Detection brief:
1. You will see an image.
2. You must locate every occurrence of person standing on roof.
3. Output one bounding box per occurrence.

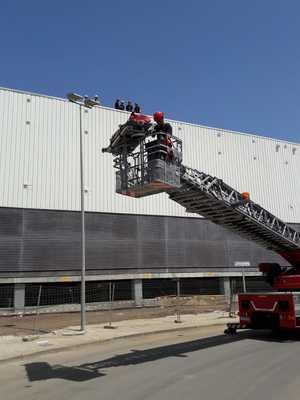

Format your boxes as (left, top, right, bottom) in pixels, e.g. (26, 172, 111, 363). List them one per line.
(153, 111, 173, 135)
(119, 101, 125, 110)
(134, 103, 141, 113)
(114, 99, 121, 109)
(126, 101, 133, 112)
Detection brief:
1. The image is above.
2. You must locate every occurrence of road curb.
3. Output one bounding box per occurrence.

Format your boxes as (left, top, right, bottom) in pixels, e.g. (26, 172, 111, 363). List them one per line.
(0, 321, 232, 365)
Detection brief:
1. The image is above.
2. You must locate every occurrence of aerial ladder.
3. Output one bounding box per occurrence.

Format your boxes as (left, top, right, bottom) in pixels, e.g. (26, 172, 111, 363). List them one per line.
(102, 113, 300, 333)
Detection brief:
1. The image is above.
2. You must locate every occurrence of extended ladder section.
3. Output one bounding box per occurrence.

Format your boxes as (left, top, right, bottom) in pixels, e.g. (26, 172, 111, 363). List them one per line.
(103, 118, 300, 260)
(171, 166, 300, 252)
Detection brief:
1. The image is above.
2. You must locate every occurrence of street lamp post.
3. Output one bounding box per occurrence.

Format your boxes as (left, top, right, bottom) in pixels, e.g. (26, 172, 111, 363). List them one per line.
(67, 93, 100, 332)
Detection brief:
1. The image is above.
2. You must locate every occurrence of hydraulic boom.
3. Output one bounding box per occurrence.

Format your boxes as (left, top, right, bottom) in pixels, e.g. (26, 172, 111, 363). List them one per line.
(103, 113, 300, 332)
(102, 114, 300, 266)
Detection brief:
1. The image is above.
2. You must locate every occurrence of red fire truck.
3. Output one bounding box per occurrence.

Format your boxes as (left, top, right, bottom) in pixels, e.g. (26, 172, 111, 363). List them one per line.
(103, 113, 300, 334)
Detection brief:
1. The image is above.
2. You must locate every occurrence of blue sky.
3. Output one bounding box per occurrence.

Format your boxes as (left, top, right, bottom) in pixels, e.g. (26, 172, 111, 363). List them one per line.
(1, 1, 300, 142)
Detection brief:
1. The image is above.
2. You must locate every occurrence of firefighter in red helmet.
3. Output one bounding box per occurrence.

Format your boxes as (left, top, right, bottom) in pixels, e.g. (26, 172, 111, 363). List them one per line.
(153, 111, 174, 162)
(153, 111, 173, 136)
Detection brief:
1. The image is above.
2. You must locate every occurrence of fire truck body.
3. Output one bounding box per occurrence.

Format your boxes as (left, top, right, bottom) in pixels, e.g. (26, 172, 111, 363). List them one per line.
(237, 292, 300, 331)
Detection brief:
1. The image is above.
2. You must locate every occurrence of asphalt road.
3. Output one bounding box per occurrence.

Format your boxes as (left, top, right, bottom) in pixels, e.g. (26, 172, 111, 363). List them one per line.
(1, 326, 300, 400)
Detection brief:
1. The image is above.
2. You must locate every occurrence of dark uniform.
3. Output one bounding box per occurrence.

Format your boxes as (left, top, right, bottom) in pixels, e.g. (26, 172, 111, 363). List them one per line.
(154, 122, 173, 136)
(134, 103, 141, 113)
(153, 122, 173, 161)
(126, 101, 133, 112)
(114, 99, 121, 109)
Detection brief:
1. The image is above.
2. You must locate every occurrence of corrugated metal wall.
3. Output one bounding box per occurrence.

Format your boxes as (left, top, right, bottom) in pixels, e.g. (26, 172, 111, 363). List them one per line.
(0, 87, 299, 222)
(0, 208, 290, 277)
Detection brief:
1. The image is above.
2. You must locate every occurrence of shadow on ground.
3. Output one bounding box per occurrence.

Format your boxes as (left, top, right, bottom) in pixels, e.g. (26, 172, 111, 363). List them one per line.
(24, 329, 300, 383)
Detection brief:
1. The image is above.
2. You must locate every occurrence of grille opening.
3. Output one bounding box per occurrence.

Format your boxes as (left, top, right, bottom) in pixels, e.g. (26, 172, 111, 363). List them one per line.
(241, 300, 250, 310)
(278, 300, 289, 312)
(252, 312, 279, 329)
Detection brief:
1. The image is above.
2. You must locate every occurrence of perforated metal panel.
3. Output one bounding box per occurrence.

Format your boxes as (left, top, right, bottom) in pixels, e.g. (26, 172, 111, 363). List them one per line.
(0, 208, 296, 278)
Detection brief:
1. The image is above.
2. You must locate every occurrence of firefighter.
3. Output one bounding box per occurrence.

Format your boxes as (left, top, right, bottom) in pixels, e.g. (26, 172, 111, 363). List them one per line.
(134, 103, 141, 113)
(152, 111, 174, 162)
(153, 111, 173, 135)
(126, 101, 133, 112)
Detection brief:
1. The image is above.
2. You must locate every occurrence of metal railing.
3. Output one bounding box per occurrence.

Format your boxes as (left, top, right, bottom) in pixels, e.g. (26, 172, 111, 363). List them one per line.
(0, 278, 271, 336)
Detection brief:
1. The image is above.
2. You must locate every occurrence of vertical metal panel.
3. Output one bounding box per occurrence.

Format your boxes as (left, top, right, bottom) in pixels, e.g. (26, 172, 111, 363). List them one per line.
(0, 87, 299, 222)
(0, 208, 22, 273)
(0, 89, 81, 211)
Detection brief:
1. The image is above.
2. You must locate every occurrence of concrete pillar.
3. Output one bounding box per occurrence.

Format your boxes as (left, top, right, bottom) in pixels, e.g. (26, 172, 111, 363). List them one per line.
(221, 277, 237, 316)
(14, 283, 25, 312)
(132, 279, 143, 307)
(221, 277, 231, 301)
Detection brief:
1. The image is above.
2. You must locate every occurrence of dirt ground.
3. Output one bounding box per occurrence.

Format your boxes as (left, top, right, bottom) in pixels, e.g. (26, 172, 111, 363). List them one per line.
(0, 303, 227, 337)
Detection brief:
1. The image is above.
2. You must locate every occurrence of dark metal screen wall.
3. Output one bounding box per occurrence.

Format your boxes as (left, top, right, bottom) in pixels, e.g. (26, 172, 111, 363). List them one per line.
(0, 208, 297, 277)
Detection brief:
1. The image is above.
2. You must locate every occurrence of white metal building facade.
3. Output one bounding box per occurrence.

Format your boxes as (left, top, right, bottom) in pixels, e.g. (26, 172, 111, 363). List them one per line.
(0, 87, 299, 222)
